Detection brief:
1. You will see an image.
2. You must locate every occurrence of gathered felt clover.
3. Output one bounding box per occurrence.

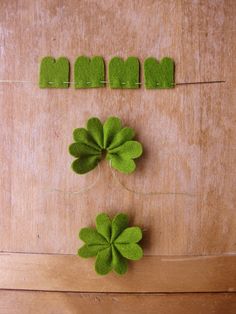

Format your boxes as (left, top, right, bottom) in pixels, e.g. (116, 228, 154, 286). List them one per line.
(78, 213, 143, 275)
(69, 116, 143, 174)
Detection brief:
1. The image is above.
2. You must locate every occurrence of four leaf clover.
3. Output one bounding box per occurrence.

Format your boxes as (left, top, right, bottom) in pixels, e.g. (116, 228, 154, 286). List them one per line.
(69, 116, 143, 174)
(78, 213, 143, 275)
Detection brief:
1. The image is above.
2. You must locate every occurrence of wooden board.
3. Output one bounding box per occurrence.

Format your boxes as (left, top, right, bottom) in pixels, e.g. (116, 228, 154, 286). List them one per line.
(0, 253, 235, 293)
(0, 0, 235, 312)
(0, 291, 236, 314)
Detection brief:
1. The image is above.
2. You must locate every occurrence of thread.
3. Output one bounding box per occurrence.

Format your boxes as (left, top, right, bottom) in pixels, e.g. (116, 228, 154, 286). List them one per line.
(109, 161, 195, 197)
(49, 163, 101, 195)
(0, 79, 226, 86)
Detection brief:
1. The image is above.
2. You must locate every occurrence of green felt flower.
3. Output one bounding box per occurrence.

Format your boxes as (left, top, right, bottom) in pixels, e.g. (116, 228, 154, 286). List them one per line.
(78, 213, 143, 275)
(69, 116, 143, 174)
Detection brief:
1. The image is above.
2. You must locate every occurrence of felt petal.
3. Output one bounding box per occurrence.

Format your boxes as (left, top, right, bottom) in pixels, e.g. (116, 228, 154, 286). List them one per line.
(108, 154, 136, 174)
(144, 57, 174, 89)
(39, 56, 70, 89)
(69, 143, 101, 157)
(71, 156, 100, 174)
(87, 117, 104, 148)
(74, 56, 105, 88)
(111, 213, 129, 242)
(78, 244, 109, 258)
(73, 128, 101, 151)
(96, 213, 111, 242)
(95, 247, 112, 275)
(112, 245, 128, 275)
(109, 57, 140, 89)
(79, 228, 108, 245)
(103, 117, 122, 148)
(115, 227, 142, 244)
(108, 127, 135, 150)
(108, 141, 143, 159)
(115, 243, 143, 261)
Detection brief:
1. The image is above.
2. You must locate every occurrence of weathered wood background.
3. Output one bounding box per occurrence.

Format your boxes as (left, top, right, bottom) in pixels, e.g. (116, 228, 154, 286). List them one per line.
(0, 0, 235, 313)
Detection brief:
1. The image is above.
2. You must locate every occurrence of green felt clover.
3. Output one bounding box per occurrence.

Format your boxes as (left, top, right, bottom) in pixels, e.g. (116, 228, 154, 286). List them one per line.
(69, 116, 143, 174)
(78, 213, 143, 275)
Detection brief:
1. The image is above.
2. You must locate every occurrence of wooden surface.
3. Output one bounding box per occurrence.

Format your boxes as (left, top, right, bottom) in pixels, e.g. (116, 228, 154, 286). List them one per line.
(0, 0, 235, 313)
(1, 291, 236, 314)
(0, 253, 235, 293)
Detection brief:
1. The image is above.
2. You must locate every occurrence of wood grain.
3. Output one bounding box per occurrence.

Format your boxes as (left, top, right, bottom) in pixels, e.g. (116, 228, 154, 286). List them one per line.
(0, 0, 235, 257)
(0, 291, 236, 314)
(0, 253, 235, 293)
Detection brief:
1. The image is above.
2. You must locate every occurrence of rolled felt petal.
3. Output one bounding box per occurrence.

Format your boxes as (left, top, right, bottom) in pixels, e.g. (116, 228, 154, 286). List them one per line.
(108, 141, 142, 158)
(73, 128, 101, 150)
(112, 245, 128, 275)
(107, 127, 135, 150)
(72, 156, 100, 174)
(78, 244, 109, 258)
(107, 154, 136, 174)
(79, 227, 108, 245)
(115, 227, 142, 244)
(96, 213, 112, 242)
(95, 247, 113, 275)
(69, 143, 101, 157)
(103, 117, 122, 148)
(115, 243, 143, 260)
(111, 213, 129, 242)
(86, 117, 104, 148)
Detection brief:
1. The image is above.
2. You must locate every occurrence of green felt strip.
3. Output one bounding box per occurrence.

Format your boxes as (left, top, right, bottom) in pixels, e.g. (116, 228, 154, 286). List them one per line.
(39, 56, 70, 88)
(86, 117, 104, 149)
(103, 117, 122, 148)
(96, 213, 111, 242)
(109, 57, 140, 89)
(115, 243, 143, 260)
(95, 247, 112, 275)
(144, 57, 174, 89)
(108, 127, 135, 150)
(115, 227, 142, 244)
(111, 213, 129, 242)
(112, 245, 128, 275)
(72, 156, 100, 174)
(74, 56, 105, 88)
(79, 228, 108, 245)
(78, 244, 109, 258)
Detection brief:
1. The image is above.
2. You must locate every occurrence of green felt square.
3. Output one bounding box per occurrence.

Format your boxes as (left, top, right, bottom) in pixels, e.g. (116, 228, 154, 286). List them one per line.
(74, 56, 105, 88)
(144, 57, 174, 89)
(39, 56, 70, 88)
(109, 57, 140, 89)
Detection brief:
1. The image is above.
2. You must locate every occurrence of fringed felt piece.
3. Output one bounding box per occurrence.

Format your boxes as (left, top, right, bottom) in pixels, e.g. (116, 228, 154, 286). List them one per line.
(109, 57, 140, 89)
(78, 213, 143, 275)
(74, 56, 105, 88)
(144, 57, 175, 89)
(39, 56, 70, 88)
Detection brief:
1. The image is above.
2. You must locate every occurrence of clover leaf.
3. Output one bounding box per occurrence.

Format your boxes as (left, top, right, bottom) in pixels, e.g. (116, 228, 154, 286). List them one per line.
(69, 117, 143, 174)
(78, 213, 143, 275)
